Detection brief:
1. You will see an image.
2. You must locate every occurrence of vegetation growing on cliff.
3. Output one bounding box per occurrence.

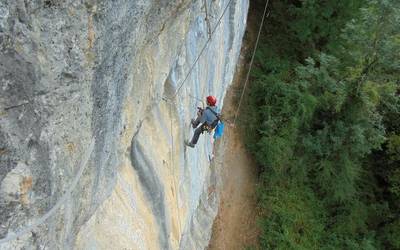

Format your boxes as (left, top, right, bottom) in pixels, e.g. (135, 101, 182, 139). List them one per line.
(244, 0, 400, 248)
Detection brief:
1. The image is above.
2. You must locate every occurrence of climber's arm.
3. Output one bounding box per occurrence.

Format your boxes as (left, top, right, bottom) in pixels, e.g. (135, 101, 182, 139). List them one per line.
(198, 110, 207, 124)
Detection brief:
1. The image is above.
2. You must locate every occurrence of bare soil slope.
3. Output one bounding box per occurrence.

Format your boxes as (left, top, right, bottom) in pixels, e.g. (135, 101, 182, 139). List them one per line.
(207, 107, 259, 250)
(208, 3, 259, 250)
(207, 10, 260, 247)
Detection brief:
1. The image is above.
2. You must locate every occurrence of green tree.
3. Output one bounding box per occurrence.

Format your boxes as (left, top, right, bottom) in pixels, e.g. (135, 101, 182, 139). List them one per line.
(245, 0, 400, 248)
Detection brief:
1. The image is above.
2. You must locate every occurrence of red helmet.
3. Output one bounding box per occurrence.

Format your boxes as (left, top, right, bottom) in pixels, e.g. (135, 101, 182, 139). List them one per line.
(206, 95, 217, 106)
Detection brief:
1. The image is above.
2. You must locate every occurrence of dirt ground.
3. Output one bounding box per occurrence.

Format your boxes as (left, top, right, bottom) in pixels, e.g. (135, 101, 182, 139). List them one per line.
(207, 7, 261, 249)
(207, 95, 260, 250)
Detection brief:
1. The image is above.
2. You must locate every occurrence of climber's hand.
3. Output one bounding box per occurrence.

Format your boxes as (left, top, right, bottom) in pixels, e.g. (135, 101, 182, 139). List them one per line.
(197, 107, 203, 116)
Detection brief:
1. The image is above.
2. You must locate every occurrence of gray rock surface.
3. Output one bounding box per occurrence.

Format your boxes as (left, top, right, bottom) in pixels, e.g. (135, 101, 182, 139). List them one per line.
(0, 0, 248, 249)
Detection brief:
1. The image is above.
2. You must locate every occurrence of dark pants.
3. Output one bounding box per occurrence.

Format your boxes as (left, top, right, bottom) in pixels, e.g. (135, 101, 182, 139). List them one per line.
(190, 116, 206, 145)
(191, 125, 206, 145)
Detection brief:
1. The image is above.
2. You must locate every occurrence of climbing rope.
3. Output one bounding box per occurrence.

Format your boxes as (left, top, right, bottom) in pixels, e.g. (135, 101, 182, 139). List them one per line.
(214, 0, 270, 247)
(232, 0, 270, 125)
(0, 0, 267, 245)
(160, 0, 270, 245)
(155, 0, 239, 246)
(0, 140, 95, 245)
(166, 0, 235, 101)
(0, 0, 235, 244)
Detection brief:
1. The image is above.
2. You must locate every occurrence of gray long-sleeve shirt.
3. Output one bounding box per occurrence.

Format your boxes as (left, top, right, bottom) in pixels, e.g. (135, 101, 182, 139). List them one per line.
(199, 106, 219, 125)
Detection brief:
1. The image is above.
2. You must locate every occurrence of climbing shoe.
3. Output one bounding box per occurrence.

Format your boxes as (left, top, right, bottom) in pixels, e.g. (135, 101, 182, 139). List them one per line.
(184, 140, 195, 148)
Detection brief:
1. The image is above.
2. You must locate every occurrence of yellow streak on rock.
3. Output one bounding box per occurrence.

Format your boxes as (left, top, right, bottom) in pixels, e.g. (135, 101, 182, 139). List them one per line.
(85, 13, 96, 64)
(19, 176, 33, 206)
(65, 142, 76, 154)
(0, 148, 8, 155)
(75, 162, 159, 250)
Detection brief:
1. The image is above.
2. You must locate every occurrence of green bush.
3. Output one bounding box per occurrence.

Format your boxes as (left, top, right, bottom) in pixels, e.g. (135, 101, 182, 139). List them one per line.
(245, 0, 400, 249)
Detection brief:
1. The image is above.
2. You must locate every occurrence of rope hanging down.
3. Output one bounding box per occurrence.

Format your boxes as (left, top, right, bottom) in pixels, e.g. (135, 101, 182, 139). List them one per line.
(0, 0, 236, 244)
(216, 0, 270, 244)
(0, 0, 266, 245)
(162, 1, 237, 244)
(233, 0, 270, 125)
(0, 140, 95, 245)
(166, 0, 235, 101)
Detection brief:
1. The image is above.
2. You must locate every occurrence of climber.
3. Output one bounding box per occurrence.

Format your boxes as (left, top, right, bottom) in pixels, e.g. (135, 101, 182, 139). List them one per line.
(185, 95, 220, 148)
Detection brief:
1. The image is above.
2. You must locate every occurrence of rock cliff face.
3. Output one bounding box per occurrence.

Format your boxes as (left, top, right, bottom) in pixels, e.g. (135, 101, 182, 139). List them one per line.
(0, 0, 248, 249)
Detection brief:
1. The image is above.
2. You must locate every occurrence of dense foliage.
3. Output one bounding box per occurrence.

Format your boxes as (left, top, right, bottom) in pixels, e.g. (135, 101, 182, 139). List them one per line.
(244, 0, 400, 249)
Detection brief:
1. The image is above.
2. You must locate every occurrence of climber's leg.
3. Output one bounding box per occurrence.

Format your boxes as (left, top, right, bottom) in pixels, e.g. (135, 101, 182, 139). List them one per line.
(185, 110, 204, 148)
(191, 118, 200, 128)
(190, 125, 204, 145)
(191, 112, 202, 128)
(190, 108, 204, 129)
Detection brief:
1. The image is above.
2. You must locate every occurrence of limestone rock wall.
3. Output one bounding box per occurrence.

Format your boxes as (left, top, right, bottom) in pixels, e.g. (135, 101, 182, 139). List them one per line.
(0, 0, 248, 249)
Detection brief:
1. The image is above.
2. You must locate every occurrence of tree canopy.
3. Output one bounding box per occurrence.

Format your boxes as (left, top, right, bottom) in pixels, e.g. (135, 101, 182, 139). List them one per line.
(245, 0, 400, 248)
